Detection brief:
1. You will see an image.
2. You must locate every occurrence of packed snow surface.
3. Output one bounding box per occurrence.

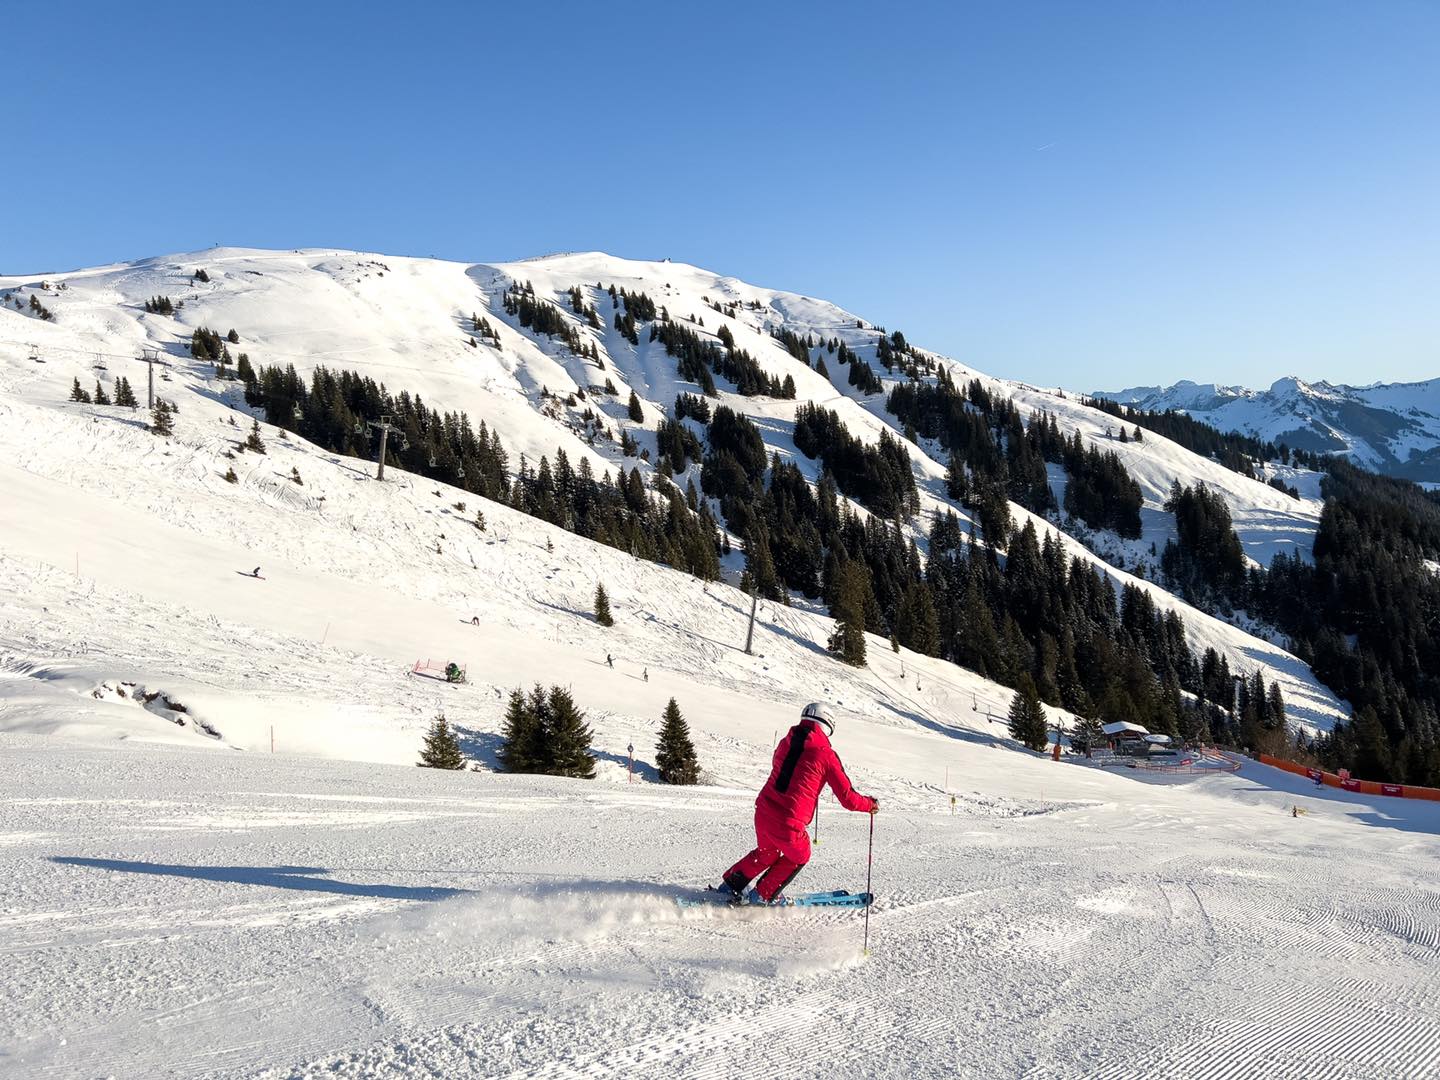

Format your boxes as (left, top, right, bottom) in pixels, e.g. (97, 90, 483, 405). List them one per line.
(5, 740, 1440, 1078)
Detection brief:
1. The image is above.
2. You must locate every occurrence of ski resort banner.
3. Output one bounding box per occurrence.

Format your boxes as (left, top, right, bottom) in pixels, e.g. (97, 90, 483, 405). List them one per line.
(1259, 755, 1440, 801)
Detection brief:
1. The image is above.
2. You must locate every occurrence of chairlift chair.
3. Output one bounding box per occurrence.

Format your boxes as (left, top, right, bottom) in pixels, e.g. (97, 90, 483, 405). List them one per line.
(456, 462, 466, 479)
(291, 404, 304, 421)
(353, 419, 365, 435)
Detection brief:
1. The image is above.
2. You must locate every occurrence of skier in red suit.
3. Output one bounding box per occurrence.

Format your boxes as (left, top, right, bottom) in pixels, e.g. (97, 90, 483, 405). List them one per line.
(719, 703, 877, 905)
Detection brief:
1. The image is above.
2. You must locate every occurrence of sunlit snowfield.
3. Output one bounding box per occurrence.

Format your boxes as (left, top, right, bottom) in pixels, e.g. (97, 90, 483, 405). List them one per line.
(3, 738, 1439, 1078)
(0, 248, 1430, 1077)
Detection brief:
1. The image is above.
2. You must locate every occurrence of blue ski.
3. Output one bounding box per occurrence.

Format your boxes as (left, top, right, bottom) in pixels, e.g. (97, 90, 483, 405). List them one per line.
(676, 887, 872, 910)
(792, 889, 873, 908)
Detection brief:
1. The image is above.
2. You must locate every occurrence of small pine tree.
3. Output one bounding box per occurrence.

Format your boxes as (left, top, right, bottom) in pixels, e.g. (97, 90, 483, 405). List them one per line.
(417, 713, 465, 769)
(595, 582, 614, 627)
(290, 466, 303, 485)
(1007, 676, 1049, 752)
(224, 467, 239, 484)
(113, 376, 138, 408)
(93, 381, 111, 406)
(545, 687, 597, 779)
(69, 378, 91, 403)
(655, 698, 700, 785)
(150, 398, 174, 437)
(627, 390, 644, 422)
(245, 419, 266, 454)
(827, 561, 868, 667)
(227, 328, 240, 343)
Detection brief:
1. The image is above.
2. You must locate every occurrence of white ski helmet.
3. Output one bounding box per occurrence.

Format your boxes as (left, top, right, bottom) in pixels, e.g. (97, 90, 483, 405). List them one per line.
(801, 702, 835, 736)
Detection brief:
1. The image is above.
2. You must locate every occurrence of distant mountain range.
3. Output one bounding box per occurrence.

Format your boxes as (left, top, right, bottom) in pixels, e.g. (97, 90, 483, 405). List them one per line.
(1092, 377, 1440, 484)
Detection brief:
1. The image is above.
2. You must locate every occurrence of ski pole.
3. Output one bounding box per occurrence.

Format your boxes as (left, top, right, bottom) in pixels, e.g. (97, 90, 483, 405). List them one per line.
(863, 810, 875, 956)
(812, 797, 820, 845)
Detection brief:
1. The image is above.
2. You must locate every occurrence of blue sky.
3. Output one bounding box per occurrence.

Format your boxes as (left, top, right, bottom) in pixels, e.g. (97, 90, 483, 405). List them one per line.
(4, 1, 1436, 390)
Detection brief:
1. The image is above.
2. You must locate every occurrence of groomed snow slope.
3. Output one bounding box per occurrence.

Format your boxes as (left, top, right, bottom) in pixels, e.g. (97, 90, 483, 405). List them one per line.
(5, 736, 1440, 1079)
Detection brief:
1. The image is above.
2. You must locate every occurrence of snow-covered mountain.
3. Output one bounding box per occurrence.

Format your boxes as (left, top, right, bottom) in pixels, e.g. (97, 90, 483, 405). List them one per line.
(6, 247, 1440, 1079)
(0, 246, 1341, 739)
(1094, 375, 1440, 483)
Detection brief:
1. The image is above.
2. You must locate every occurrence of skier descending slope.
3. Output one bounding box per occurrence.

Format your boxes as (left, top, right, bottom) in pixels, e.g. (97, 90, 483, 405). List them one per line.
(718, 703, 877, 905)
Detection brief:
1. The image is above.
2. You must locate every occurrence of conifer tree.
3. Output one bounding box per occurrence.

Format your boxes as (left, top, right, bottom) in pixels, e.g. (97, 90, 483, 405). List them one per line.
(1007, 675, 1049, 751)
(594, 582, 614, 626)
(69, 377, 91, 403)
(244, 418, 266, 454)
(627, 390, 644, 422)
(150, 398, 174, 437)
(113, 376, 138, 408)
(417, 713, 465, 769)
(224, 467, 239, 484)
(499, 688, 544, 772)
(742, 528, 782, 601)
(93, 381, 111, 406)
(544, 686, 596, 778)
(827, 561, 868, 667)
(895, 582, 941, 656)
(655, 698, 700, 784)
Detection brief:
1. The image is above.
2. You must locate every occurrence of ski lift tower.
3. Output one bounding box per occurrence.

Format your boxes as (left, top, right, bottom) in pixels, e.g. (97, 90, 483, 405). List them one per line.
(141, 348, 163, 408)
(366, 415, 406, 481)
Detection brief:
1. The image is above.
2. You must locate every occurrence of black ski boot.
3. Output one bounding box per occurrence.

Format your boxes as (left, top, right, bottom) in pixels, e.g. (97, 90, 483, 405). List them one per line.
(718, 871, 750, 906)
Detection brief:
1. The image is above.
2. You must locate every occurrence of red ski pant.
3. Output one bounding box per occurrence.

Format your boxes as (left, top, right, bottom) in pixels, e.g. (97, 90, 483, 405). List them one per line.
(724, 809, 812, 901)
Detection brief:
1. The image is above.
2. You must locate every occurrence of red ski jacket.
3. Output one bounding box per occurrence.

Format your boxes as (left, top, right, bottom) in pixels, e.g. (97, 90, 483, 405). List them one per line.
(755, 718, 875, 831)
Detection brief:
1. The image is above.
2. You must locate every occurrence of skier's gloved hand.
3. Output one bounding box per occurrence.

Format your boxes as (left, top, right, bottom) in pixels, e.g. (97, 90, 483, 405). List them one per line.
(868, 797, 879, 814)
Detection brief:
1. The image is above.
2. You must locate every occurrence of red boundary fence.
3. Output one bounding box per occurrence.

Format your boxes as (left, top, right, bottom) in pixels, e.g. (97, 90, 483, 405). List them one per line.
(1258, 754, 1440, 802)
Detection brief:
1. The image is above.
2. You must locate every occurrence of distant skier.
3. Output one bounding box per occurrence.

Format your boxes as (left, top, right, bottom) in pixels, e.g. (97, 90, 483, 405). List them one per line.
(606, 653, 614, 669)
(251, 567, 262, 578)
(717, 703, 877, 905)
(643, 667, 649, 682)
(471, 616, 480, 626)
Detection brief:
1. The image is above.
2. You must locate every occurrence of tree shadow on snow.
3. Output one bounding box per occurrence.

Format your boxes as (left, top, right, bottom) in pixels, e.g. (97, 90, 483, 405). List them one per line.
(50, 857, 470, 901)
(451, 725, 505, 770)
(591, 747, 662, 783)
